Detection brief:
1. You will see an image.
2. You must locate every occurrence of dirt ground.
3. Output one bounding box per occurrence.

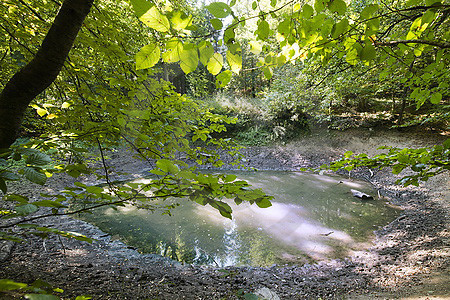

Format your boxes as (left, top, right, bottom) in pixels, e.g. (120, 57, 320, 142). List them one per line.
(0, 127, 449, 299)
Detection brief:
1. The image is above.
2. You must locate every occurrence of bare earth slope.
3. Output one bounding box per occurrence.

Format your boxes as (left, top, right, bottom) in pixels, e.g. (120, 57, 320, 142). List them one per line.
(0, 127, 448, 299)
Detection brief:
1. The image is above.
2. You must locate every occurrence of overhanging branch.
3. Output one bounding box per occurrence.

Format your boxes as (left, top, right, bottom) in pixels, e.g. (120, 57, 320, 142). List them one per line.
(374, 39, 450, 49)
(0, 0, 94, 149)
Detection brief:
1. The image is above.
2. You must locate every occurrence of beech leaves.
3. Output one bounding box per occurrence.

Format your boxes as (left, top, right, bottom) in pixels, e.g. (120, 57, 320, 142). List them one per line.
(136, 43, 160, 70)
(132, 0, 448, 106)
(132, 0, 239, 81)
(140, 6, 170, 32)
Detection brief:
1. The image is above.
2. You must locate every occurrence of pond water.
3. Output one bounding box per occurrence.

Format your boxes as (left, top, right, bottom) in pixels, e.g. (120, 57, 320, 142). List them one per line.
(80, 171, 400, 267)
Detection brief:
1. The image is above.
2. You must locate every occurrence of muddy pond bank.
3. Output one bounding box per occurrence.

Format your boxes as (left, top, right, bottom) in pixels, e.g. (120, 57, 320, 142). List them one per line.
(1, 128, 449, 299)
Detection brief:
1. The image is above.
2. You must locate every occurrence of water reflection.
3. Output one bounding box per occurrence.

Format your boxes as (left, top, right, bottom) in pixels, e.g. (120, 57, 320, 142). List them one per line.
(80, 171, 400, 267)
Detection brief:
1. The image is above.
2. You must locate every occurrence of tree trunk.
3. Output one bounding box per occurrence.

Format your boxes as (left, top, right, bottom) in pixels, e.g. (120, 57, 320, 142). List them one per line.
(0, 0, 94, 149)
(398, 87, 409, 125)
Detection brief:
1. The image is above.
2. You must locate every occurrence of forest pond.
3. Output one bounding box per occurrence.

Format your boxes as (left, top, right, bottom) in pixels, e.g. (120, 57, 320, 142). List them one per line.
(80, 171, 400, 267)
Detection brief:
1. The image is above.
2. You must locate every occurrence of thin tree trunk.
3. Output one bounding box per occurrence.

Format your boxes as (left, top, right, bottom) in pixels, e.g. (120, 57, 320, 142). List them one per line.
(0, 0, 94, 149)
(163, 63, 169, 82)
(392, 93, 395, 113)
(398, 96, 407, 125)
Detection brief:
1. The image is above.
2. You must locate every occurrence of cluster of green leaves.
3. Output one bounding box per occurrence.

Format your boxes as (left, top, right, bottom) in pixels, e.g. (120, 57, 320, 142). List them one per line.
(132, 0, 241, 87)
(324, 138, 450, 186)
(0, 144, 93, 242)
(151, 159, 272, 218)
(0, 278, 90, 300)
(0, 146, 50, 192)
(133, 0, 293, 89)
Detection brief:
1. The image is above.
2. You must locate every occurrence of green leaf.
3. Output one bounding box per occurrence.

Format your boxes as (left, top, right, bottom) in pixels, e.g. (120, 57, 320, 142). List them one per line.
(277, 55, 286, 66)
(33, 200, 67, 208)
(199, 42, 214, 65)
(345, 43, 361, 65)
(331, 18, 348, 39)
(256, 197, 272, 208)
(214, 201, 232, 219)
(20, 225, 93, 243)
(366, 18, 380, 35)
(226, 51, 242, 74)
(25, 294, 60, 300)
(302, 4, 314, 18)
(216, 70, 232, 88)
(180, 46, 199, 74)
(26, 152, 51, 166)
(252, 1, 257, 10)
(249, 41, 262, 55)
(329, 0, 346, 15)
(0, 279, 28, 291)
(15, 204, 39, 215)
(206, 2, 231, 18)
(277, 19, 291, 36)
(360, 41, 376, 61)
(30, 279, 54, 291)
(207, 53, 224, 75)
(171, 11, 193, 30)
(136, 43, 160, 70)
(224, 174, 237, 182)
(426, 0, 441, 5)
(360, 4, 379, 19)
(36, 107, 48, 117)
(406, 17, 425, 39)
(314, 0, 329, 13)
(430, 92, 442, 104)
(443, 138, 450, 149)
(210, 18, 223, 30)
(263, 66, 273, 79)
(219, 209, 232, 219)
(257, 20, 270, 40)
(0, 232, 23, 242)
(61, 102, 71, 109)
(162, 39, 183, 63)
(224, 26, 235, 44)
(130, 0, 153, 18)
(392, 164, 405, 175)
(4, 193, 29, 204)
(140, 6, 170, 32)
(85, 185, 104, 194)
(421, 10, 435, 24)
(22, 167, 47, 185)
(117, 116, 126, 127)
(156, 159, 180, 174)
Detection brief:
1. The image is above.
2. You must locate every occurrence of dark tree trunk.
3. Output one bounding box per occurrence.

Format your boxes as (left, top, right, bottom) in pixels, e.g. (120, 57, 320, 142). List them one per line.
(0, 0, 94, 149)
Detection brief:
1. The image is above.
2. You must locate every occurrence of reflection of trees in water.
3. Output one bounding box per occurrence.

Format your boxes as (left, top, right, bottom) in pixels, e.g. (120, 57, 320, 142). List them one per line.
(247, 232, 276, 266)
(76, 172, 399, 267)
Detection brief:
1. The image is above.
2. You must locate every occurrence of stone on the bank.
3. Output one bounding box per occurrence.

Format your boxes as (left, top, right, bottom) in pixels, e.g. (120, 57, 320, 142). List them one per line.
(0, 241, 14, 261)
(254, 287, 280, 300)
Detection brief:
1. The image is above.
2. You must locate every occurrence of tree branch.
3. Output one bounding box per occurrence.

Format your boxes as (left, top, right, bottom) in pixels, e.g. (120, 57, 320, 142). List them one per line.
(0, 192, 184, 229)
(374, 39, 450, 49)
